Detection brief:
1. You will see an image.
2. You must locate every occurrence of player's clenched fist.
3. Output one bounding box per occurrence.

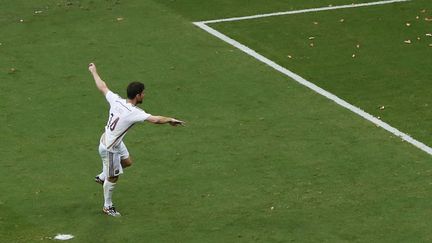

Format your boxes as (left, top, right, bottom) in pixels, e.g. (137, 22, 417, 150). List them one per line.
(88, 63, 97, 73)
(169, 118, 185, 126)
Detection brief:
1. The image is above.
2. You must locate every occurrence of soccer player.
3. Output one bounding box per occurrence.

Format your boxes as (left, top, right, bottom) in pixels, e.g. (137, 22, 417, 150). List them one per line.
(88, 63, 184, 217)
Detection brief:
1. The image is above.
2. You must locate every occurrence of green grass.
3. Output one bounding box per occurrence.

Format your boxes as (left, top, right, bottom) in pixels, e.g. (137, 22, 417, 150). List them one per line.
(156, 0, 386, 21)
(211, 0, 432, 145)
(1, 0, 432, 242)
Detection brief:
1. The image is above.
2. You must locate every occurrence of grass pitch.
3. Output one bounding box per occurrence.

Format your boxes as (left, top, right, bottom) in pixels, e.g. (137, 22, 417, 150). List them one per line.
(210, 0, 432, 146)
(1, 0, 432, 242)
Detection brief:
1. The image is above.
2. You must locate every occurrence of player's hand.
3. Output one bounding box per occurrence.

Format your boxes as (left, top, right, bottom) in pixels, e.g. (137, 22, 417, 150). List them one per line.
(169, 118, 185, 126)
(88, 63, 97, 73)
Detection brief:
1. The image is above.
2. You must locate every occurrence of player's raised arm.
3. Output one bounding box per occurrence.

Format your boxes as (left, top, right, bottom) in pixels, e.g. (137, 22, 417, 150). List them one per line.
(146, 115, 185, 126)
(88, 63, 109, 95)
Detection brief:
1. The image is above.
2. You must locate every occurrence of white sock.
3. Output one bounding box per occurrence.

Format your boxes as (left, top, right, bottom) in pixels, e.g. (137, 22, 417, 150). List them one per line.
(98, 172, 106, 181)
(103, 180, 116, 208)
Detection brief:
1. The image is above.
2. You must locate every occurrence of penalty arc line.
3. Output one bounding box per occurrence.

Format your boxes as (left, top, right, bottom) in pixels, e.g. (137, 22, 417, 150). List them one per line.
(193, 0, 432, 156)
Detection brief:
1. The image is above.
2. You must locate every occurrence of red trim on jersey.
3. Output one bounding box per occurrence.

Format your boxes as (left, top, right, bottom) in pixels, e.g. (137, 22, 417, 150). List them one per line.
(107, 124, 135, 150)
(115, 100, 132, 111)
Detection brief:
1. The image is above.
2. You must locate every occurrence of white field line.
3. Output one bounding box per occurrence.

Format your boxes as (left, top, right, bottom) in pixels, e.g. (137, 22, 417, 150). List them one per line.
(200, 0, 410, 24)
(193, 0, 432, 156)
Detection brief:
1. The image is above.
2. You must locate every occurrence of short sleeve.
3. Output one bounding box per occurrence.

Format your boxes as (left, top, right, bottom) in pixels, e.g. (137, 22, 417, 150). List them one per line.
(105, 90, 120, 104)
(134, 109, 152, 123)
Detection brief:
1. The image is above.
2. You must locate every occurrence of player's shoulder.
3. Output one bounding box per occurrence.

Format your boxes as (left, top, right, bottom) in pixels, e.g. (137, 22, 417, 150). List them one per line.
(105, 90, 124, 104)
(132, 105, 147, 113)
(129, 105, 151, 121)
(131, 106, 152, 118)
(106, 90, 122, 99)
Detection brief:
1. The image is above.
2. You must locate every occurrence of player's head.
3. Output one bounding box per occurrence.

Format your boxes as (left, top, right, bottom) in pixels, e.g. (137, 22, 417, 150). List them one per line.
(127, 81, 145, 104)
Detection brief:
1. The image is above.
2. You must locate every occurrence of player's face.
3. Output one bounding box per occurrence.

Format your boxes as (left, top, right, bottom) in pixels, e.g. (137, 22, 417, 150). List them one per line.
(136, 92, 145, 104)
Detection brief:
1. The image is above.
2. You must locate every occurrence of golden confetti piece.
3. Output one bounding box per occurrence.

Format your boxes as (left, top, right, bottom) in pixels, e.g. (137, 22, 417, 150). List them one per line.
(313, 21, 319, 25)
(352, 54, 356, 58)
(309, 43, 314, 47)
(406, 22, 411, 26)
(356, 44, 360, 48)
(19, 19, 24, 22)
(116, 17, 124, 21)
(421, 9, 426, 13)
(379, 106, 385, 110)
(404, 40, 412, 44)
(34, 10, 43, 14)
(287, 55, 292, 59)
(340, 18, 345, 23)
(308, 36, 315, 40)
(417, 37, 421, 40)
(416, 16, 420, 19)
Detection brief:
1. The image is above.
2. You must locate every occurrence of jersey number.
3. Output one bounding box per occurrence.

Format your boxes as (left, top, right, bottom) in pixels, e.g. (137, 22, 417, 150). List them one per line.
(108, 113, 120, 131)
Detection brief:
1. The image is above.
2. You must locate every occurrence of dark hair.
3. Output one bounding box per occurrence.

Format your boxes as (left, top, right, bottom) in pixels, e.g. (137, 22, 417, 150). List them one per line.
(127, 81, 145, 99)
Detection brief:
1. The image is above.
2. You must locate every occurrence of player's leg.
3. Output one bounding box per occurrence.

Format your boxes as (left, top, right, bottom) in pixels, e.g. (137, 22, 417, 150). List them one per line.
(96, 142, 130, 184)
(121, 157, 132, 168)
(95, 143, 107, 184)
(103, 175, 118, 207)
(102, 175, 121, 217)
(119, 142, 133, 169)
(100, 148, 123, 217)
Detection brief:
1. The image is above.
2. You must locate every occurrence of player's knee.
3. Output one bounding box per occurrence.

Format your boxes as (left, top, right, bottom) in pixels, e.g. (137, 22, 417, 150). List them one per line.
(121, 158, 132, 168)
(108, 176, 118, 183)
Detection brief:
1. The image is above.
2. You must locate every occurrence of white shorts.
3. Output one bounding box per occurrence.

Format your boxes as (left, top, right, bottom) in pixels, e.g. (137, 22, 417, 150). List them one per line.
(99, 142, 130, 177)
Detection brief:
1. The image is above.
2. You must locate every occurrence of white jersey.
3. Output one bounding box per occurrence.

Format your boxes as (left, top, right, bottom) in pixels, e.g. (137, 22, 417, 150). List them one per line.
(100, 91, 151, 151)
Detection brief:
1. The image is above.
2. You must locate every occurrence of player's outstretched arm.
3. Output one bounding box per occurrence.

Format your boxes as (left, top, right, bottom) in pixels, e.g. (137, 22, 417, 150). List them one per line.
(88, 63, 109, 95)
(146, 115, 185, 126)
